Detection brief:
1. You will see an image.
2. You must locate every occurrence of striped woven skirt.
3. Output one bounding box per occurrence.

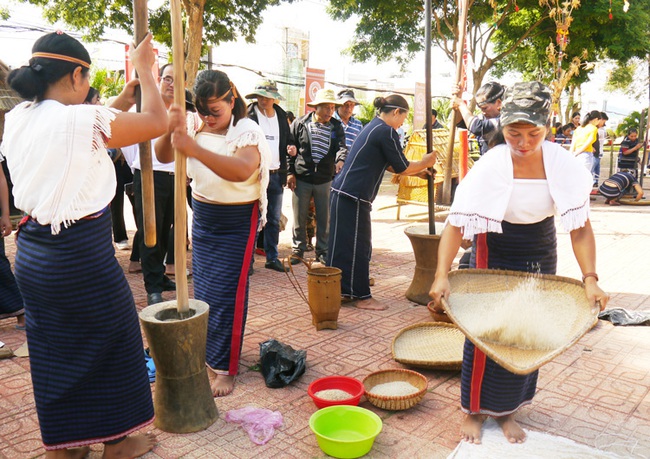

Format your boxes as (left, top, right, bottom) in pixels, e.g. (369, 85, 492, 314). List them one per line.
(0, 238, 24, 319)
(328, 190, 373, 299)
(192, 199, 258, 375)
(14, 211, 153, 450)
(461, 216, 557, 416)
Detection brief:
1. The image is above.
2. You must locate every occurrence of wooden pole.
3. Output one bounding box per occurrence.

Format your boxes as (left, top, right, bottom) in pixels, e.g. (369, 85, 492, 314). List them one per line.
(133, 0, 157, 247)
(425, 0, 436, 234)
(442, 0, 469, 204)
(170, 0, 189, 315)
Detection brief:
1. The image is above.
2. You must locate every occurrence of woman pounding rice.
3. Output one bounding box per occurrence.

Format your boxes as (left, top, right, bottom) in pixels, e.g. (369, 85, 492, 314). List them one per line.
(155, 70, 270, 396)
(327, 95, 436, 310)
(429, 82, 609, 445)
(3, 32, 167, 458)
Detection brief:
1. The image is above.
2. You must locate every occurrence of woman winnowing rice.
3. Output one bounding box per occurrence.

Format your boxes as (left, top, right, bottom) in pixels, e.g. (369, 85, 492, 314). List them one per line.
(429, 82, 609, 445)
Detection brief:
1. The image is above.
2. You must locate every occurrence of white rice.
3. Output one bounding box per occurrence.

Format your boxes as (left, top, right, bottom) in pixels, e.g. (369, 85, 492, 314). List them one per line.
(450, 277, 580, 350)
(369, 381, 420, 397)
(314, 389, 352, 401)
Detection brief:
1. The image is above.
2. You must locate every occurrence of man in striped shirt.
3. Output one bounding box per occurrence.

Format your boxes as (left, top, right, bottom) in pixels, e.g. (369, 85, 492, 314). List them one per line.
(334, 89, 364, 149)
(288, 88, 347, 264)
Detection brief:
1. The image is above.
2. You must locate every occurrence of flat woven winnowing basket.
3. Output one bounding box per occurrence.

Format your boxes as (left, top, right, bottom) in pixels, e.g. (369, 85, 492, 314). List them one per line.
(392, 322, 464, 370)
(442, 269, 599, 375)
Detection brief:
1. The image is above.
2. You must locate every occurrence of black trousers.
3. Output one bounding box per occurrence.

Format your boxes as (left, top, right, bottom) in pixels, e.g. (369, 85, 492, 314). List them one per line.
(110, 159, 134, 243)
(133, 169, 175, 294)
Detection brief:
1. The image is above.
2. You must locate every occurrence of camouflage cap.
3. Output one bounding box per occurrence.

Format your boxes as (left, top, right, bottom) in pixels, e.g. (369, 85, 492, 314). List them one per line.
(245, 79, 284, 101)
(499, 81, 552, 127)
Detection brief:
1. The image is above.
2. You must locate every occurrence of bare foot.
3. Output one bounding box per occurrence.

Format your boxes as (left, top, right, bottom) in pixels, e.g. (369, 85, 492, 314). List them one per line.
(208, 371, 234, 397)
(128, 261, 142, 274)
(355, 298, 388, 311)
(16, 314, 26, 329)
(165, 264, 175, 276)
(460, 414, 485, 444)
(496, 414, 527, 443)
(102, 433, 157, 459)
(45, 446, 90, 459)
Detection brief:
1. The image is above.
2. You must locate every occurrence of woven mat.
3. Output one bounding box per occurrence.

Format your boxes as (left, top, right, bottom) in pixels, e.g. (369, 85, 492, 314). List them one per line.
(618, 198, 650, 206)
(392, 322, 464, 370)
(443, 269, 598, 375)
(447, 418, 623, 458)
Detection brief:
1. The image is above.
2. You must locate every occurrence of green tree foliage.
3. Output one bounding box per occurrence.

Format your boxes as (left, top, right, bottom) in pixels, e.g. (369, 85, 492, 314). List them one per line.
(20, 0, 288, 85)
(617, 109, 647, 136)
(90, 67, 126, 98)
(327, 0, 650, 98)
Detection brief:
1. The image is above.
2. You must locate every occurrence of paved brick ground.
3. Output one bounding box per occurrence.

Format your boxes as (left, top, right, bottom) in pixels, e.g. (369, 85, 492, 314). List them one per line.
(1, 175, 649, 458)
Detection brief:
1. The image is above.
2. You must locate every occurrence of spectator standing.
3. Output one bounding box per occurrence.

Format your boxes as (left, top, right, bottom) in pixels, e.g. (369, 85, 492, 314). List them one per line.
(246, 79, 296, 272)
(422, 108, 445, 130)
(334, 88, 364, 148)
(593, 112, 609, 187)
(569, 111, 581, 130)
(288, 88, 347, 264)
(128, 63, 178, 305)
(618, 128, 642, 177)
(156, 69, 270, 397)
(569, 110, 601, 172)
(554, 124, 573, 145)
(3, 31, 166, 457)
(452, 81, 505, 156)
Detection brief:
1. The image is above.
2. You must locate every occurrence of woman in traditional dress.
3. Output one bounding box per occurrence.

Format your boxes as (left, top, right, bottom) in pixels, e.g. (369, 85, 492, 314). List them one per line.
(155, 70, 270, 397)
(327, 95, 436, 310)
(3, 31, 167, 458)
(429, 82, 609, 445)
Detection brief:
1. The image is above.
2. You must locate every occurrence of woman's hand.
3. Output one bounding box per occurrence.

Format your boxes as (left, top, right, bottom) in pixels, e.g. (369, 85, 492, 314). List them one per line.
(0, 214, 12, 238)
(129, 33, 156, 73)
(286, 174, 296, 191)
(584, 278, 609, 312)
(171, 130, 196, 158)
(429, 275, 451, 312)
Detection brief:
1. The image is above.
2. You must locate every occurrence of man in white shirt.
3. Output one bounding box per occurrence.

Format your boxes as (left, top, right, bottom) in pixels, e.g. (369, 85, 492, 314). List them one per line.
(246, 80, 296, 272)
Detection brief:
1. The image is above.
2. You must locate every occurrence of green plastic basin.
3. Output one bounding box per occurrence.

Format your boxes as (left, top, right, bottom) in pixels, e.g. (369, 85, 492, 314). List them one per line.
(309, 405, 383, 458)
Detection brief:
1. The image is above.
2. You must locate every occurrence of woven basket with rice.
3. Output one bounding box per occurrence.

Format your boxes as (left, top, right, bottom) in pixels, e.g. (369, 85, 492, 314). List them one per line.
(442, 269, 599, 375)
(362, 369, 428, 411)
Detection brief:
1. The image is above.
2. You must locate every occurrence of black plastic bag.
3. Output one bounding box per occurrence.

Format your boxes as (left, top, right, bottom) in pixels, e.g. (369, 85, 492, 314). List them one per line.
(599, 308, 650, 326)
(259, 339, 306, 388)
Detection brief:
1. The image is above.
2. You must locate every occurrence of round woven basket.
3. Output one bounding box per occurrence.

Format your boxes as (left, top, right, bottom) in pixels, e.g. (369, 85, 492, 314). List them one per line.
(362, 369, 427, 411)
(392, 322, 464, 370)
(442, 269, 599, 375)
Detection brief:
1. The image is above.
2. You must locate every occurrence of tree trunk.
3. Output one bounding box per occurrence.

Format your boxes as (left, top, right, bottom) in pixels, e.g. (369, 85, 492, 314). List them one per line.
(184, 0, 205, 87)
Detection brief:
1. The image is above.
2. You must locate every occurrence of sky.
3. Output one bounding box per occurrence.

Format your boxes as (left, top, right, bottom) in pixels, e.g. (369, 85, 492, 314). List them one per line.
(0, 0, 646, 126)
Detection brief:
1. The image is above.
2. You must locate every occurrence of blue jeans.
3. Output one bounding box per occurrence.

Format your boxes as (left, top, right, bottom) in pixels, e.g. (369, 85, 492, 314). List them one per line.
(292, 179, 331, 257)
(591, 155, 601, 186)
(264, 173, 284, 262)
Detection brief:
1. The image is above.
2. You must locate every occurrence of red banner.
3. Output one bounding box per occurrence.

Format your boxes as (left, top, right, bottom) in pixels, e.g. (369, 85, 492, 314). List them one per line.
(304, 68, 325, 113)
(124, 44, 159, 82)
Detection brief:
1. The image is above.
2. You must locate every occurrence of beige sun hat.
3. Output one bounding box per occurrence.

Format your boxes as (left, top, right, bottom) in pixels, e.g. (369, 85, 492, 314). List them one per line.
(307, 88, 340, 107)
(441, 269, 599, 375)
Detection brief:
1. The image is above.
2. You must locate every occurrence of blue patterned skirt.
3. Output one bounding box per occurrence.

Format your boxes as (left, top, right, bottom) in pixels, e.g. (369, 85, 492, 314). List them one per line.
(192, 199, 258, 375)
(14, 211, 153, 449)
(0, 237, 23, 319)
(461, 216, 557, 415)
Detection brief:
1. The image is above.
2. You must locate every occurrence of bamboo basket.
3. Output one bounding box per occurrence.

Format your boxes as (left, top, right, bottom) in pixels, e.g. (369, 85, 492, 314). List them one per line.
(393, 129, 473, 203)
(392, 322, 464, 370)
(442, 269, 599, 375)
(362, 369, 428, 411)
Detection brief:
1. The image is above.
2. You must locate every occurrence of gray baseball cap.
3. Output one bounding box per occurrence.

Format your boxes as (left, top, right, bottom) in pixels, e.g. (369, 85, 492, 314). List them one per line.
(500, 82, 552, 127)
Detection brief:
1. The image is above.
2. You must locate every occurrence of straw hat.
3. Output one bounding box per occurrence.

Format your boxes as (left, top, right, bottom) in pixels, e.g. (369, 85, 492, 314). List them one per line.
(307, 88, 340, 107)
(441, 269, 599, 375)
(245, 79, 284, 101)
